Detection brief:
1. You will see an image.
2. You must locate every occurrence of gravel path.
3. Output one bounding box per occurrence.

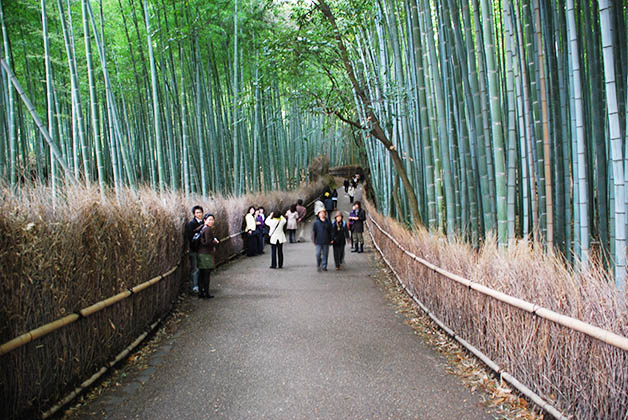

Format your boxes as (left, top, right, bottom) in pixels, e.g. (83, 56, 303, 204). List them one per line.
(68, 186, 493, 420)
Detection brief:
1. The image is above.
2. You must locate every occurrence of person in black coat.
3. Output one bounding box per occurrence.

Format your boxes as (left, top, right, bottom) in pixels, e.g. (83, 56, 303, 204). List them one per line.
(312, 209, 333, 272)
(198, 213, 219, 298)
(343, 179, 350, 193)
(323, 192, 334, 213)
(331, 211, 350, 270)
(349, 201, 366, 253)
(185, 205, 204, 294)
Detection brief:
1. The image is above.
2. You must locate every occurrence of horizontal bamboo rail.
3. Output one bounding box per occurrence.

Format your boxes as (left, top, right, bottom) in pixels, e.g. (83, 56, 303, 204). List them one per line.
(366, 221, 569, 420)
(0, 238, 235, 356)
(0, 260, 181, 356)
(367, 214, 628, 352)
(1, 196, 321, 357)
(41, 316, 163, 419)
(1, 191, 324, 420)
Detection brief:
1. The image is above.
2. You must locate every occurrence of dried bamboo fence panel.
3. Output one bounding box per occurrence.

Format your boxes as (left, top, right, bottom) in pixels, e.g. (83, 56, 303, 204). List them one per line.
(365, 201, 628, 420)
(0, 182, 325, 420)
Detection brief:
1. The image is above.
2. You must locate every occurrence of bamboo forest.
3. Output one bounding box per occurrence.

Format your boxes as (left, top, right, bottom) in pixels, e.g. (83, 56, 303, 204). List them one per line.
(2, 1, 628, 420)
(2, 0, 628, 285)
(3, 0, 628, 287)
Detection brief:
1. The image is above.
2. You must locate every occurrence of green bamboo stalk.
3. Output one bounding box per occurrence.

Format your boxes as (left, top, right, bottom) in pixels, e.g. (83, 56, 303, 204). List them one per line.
(144, 1, 165, 191)
(533, 0, 553, 250)
(0, 0, 16, 187)
(599, 0, 626, 290)
(566, 0, 589, 265)
(0, 58, 73, 181)
(57, 0, 89, 184)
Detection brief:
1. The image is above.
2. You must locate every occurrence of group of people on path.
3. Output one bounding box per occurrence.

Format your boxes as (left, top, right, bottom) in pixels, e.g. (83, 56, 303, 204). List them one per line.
(343, 173, 361, 204)
(243, 200, 308, 269)
(312, 200, 366, 271)
(184, 179, 366, 296)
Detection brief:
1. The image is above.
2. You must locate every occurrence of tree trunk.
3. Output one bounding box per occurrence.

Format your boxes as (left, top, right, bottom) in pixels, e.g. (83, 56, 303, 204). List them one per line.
(316, 0, 422, 226)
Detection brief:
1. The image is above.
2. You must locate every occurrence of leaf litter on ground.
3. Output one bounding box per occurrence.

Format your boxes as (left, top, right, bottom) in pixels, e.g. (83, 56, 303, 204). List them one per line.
(366, 236, 545, 420)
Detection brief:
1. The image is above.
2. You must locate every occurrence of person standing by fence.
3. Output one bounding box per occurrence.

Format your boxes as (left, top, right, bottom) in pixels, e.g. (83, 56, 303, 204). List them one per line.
(296, 199, 307, 242)
(331, 211, 350, 270)
(256, 207, 267, 254)
(312, 208, 332, 272)
(245, 206, 259, 256)
(285, 204, 299, 243)
(198, 213, 219, 299)
(185, 205, 204, 294)
(265, 211, 287, 269)
(349, 201, 366, 253)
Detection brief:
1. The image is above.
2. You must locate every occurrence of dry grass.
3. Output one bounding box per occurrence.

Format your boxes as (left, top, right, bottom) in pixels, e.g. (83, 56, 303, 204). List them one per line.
(0, 180, 326, 420)
(366, 200, 628, 420)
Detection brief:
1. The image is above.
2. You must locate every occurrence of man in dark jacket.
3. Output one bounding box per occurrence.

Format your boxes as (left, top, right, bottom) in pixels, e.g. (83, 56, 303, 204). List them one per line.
(185, 205, 204, 293)
(331, 189, 338, 209)
(343, 179, 350, 193)
(349, 201, 366, 253)
(312, 208, 333, 272)
(323, 192, 334, 213)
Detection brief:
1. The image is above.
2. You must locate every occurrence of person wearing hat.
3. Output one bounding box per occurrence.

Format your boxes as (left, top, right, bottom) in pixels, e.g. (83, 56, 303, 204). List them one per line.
(349, 201, 366, 253)
(312, 207, 333, 272)
(324, 191, 334, 213)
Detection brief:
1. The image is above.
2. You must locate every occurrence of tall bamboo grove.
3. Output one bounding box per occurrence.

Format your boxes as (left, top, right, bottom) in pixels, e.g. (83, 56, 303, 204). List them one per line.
(311, 0, 628, 289)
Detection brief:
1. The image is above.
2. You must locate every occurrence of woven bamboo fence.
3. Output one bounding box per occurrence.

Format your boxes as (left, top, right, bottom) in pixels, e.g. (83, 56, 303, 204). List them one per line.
(365, 200, 628, 420)
(0, 182, 325, 420)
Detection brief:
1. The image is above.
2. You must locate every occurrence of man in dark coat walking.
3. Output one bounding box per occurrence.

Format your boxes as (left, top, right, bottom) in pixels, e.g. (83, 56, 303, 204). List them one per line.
(312, 208, 333, 271)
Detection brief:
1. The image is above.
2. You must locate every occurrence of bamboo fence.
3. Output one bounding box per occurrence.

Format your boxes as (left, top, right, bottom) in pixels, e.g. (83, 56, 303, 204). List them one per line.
(366, 212, 628, 419)
(1, 194, 321, 419)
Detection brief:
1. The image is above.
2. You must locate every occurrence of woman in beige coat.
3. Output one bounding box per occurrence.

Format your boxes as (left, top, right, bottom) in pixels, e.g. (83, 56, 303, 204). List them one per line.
(265, 210, 287, 269)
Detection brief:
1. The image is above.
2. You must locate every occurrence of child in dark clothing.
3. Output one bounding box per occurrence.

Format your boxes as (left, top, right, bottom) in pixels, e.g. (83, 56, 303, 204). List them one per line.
(331, 211, 350, 270)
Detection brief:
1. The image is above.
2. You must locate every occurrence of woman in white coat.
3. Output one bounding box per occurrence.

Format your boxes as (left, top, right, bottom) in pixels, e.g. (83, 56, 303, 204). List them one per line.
(265, 210, 287, 269)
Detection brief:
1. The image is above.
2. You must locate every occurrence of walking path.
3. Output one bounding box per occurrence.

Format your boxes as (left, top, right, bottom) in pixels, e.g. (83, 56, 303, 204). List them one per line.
(68, 186, 493, 420)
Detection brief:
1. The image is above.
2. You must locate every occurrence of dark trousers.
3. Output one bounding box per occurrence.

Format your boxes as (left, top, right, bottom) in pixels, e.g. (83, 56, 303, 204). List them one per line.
(247, 232, 259, 256)
(271, 243, 283, 268)
(257, 230, 265, 252)
(199, 269, 211, 297)
(333, 244, 345, 267)
(288, 230, 296, 243)
(349, 196, 354, 203)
